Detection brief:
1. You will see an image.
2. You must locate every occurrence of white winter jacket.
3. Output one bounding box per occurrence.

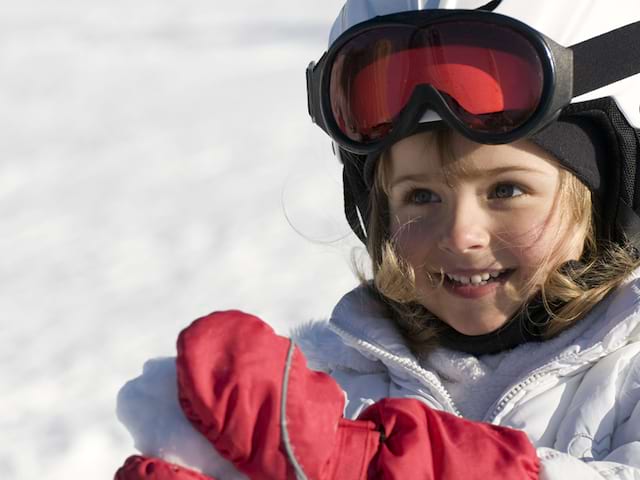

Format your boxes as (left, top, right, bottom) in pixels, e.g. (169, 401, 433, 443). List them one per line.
(291, 269, 640, 479)
(118, 269, 640, 479)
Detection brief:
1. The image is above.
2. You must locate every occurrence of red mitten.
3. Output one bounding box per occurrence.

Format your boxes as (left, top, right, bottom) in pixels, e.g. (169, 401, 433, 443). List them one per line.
(115, 455, 216, 480)
(118, 310, 539, 480)
(358, 397, 540, 479)
(176, 310, 380, 479)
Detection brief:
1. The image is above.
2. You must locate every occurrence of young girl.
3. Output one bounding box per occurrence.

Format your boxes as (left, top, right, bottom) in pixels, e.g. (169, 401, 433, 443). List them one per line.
(115, 0, 640, 478)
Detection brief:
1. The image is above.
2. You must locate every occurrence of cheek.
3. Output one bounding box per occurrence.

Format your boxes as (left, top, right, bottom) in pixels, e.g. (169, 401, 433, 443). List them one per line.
(498, 212, 568, 266)
(391, 216, 439, 265)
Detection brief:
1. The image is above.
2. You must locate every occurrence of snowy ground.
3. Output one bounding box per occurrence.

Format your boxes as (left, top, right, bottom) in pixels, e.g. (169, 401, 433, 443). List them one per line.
(0, 1, 365, 477)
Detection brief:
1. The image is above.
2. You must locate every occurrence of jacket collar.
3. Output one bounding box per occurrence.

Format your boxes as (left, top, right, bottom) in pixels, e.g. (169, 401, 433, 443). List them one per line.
(293, 267, 640, 376)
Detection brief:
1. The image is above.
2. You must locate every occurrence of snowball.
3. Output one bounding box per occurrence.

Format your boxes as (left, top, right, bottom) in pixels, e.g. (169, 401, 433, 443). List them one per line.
(116, 357, 248, 480)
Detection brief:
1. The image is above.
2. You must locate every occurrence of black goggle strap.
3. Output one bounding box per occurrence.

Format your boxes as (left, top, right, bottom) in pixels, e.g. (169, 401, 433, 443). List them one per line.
(572, 21, 640, 97)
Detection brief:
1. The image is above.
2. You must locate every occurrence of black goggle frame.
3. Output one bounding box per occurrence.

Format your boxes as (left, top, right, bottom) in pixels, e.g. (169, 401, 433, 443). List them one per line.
(307, 9, 640, 155)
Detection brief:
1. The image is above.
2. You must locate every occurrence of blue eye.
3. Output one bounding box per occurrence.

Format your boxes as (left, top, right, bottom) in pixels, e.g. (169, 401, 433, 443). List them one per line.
(409, 189, 441, 205)
(491, 184, 524, 199)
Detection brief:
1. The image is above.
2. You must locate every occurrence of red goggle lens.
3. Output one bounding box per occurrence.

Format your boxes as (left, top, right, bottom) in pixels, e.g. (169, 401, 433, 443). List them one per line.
(329, 21, 544, 142)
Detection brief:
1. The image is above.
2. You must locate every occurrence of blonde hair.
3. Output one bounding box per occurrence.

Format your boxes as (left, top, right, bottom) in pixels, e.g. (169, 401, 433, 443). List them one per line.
(365, 129, 640, 353)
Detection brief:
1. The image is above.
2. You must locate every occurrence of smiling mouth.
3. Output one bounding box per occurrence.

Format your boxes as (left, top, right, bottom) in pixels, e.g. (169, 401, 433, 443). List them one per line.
(438, 269, 515, 287)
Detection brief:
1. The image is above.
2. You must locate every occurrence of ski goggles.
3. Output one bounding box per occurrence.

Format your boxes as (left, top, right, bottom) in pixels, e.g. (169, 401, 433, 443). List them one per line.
(306, 9, 640, 154)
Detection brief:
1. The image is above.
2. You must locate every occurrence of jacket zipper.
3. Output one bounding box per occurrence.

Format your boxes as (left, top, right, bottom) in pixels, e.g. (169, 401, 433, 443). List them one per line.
(485, 350, 586, 424)
(330, 324, 609, 423)
(485, 370, 549, 423)
(329, 323, 463, 417)
(486, 337, 618, 423)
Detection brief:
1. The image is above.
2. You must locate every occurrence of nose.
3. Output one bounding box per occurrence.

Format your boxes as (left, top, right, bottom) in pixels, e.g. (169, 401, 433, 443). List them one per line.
(437, 197, 491, 254)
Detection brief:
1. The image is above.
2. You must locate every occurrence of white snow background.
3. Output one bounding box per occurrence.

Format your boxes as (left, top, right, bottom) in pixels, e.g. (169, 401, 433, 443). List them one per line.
(1, 1, 367, 477)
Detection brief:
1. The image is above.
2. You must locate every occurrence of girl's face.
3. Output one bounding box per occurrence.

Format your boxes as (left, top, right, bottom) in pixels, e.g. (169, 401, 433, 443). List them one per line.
(386, 131, 586, 335)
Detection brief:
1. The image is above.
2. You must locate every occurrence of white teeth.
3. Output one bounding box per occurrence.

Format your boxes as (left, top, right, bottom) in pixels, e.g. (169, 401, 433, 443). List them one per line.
(445, 269, 507, 286)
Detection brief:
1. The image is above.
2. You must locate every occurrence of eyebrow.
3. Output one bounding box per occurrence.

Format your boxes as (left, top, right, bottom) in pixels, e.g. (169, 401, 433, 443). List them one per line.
(389, 166, 548, 188)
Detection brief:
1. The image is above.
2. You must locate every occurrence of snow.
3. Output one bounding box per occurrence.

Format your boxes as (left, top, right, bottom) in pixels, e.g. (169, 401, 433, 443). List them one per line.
(116, 357, 247, 479)
(1, 1, 365, 477)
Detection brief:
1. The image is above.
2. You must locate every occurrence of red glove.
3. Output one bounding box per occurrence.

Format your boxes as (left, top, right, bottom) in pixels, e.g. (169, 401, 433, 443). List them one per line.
(359, 397, 539, 478)
(115, 311, 540, 480)
(114, 310, 380, 480)
(175, 310, 380, 479)
(115, 455, 215, 480)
